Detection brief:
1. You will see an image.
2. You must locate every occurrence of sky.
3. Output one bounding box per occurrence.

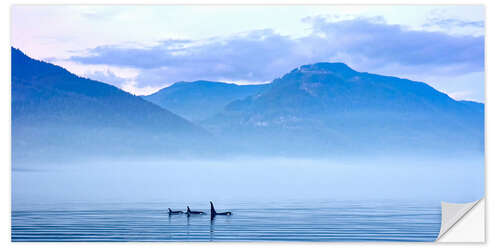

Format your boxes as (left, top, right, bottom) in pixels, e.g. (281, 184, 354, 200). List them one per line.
(11, 5, 485, 101)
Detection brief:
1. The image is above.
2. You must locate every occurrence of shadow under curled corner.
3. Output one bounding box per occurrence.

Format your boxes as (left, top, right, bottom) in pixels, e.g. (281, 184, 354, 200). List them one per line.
(436, 198, 485, 242)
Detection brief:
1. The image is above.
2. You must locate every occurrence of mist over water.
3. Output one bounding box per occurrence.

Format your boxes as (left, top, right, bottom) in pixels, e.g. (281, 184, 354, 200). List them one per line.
(14, 155, 480, 242)
(12, 154, 484, 210)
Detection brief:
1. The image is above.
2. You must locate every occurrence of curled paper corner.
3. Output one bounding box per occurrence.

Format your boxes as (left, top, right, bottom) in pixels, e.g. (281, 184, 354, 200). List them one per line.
(436, 198, 484, 242)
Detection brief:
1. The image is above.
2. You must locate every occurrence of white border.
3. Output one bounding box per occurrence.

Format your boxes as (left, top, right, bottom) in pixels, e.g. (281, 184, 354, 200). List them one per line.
(2, 0, 497, 249)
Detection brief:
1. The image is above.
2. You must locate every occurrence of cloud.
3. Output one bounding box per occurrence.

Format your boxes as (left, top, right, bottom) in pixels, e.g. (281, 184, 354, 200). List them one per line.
(85, 69, 130, 87)
(68, 16, 484, 90)
(424, 17, 484, 29)
(84, 69, 162, 95)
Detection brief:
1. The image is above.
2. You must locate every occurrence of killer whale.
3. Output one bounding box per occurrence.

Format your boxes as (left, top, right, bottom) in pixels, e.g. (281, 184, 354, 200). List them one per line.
(168, 208, 184, 215)
(210, 201, 232, 220)
(186, 206, 205, 216)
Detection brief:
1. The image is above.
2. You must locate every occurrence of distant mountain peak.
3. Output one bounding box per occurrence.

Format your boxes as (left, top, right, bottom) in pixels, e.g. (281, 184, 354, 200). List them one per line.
(144, 80, 269, 121)
(295, 62, 357, 74)
(171, 80, 237, 87)
(12, 46, 71, 80)
(12, 47, 23, 56)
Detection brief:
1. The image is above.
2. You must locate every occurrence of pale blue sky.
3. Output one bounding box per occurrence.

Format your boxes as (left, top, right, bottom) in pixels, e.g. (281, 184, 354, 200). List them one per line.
(11, 5, 484, 101)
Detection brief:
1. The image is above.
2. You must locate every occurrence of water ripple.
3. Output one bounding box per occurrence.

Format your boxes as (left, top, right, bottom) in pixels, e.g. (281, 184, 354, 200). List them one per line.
(12, 202, 441, 242)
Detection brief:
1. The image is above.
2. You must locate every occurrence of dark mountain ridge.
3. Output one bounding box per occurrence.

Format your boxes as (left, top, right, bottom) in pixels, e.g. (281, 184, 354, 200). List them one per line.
(203, 62, 484, 155)
(12, 47, 210, 164)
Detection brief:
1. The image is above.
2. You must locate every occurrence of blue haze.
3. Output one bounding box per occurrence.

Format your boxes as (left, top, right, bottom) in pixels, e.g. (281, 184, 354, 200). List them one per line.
(11, 47, 484, 241)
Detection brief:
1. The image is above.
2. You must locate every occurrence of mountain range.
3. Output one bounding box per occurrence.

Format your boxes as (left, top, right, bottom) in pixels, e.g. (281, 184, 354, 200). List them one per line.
(11, 47, 209, 164)
(11, 47, 484, 163)
(200, 63, 484, 155)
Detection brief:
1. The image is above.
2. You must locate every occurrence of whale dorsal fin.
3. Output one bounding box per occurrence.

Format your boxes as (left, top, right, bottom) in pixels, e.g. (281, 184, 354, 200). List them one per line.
(210, 201, 216, 213)
(210, 201, 216, 219)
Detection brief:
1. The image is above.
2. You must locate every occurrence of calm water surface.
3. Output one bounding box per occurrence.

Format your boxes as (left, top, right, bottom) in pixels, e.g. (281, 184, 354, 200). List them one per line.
(12, 201, 441, 242)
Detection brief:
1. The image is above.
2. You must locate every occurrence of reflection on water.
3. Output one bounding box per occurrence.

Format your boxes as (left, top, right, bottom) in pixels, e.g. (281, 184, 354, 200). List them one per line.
(12, 201, 441, 242)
